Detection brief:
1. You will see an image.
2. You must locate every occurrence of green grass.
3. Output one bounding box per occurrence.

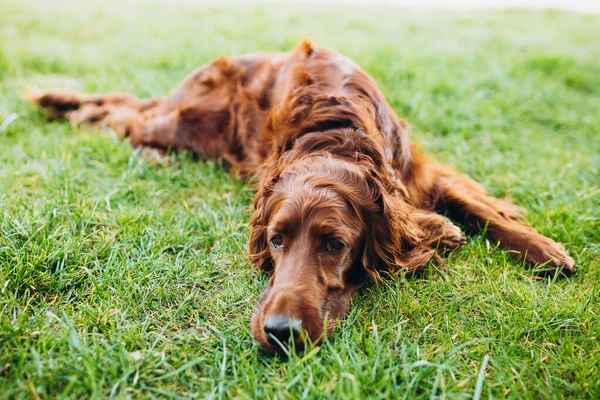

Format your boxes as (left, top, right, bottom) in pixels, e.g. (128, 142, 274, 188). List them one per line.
(1, 0, 599, 398)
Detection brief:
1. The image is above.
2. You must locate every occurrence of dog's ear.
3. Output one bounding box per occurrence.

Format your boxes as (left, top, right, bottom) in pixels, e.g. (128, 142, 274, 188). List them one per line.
(248, 194, 272, 272)
(248, 167, 281, 273)
(361, 173, 442, 279)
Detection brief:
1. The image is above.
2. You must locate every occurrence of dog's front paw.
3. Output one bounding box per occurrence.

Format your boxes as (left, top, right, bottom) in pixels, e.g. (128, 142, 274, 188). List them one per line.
(439, 221, 467, 251)
(525, 238, 576, 276)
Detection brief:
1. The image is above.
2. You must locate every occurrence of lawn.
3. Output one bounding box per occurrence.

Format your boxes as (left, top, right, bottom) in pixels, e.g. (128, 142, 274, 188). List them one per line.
(1, 0, 599, 398)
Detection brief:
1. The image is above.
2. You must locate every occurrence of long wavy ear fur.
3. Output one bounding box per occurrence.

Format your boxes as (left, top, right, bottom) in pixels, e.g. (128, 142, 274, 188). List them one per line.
(362, 172, 444, 280)
(248, 167, 281, 273)
(248, 195, 272, 272)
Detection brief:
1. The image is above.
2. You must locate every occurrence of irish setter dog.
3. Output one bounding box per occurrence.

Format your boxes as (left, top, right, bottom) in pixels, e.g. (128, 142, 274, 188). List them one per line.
(29, 40, 575, 352)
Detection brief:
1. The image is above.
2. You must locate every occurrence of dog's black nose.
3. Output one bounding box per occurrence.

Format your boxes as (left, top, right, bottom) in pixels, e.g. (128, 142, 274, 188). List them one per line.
(263, 315, 302, 345)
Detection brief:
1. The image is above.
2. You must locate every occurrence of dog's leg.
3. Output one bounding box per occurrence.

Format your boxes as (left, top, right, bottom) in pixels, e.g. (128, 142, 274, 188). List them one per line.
(439, 174, 575, 274)
(412, 210, 467, 253)
(26, 88, 145, 116)
(29, 88, 233, 159)
(403, 149, 575, 274)
(27, 56, 242, 157)
(27, 88, 158, 139)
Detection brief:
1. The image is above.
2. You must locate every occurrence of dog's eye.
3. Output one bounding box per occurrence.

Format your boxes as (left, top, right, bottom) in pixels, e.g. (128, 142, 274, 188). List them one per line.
(325, 237, 345, 253)
(270, 234, 283, 251)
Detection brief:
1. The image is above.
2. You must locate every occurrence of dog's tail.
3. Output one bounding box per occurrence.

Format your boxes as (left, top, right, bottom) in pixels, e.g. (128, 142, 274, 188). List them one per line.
(26, 88, 160, 138)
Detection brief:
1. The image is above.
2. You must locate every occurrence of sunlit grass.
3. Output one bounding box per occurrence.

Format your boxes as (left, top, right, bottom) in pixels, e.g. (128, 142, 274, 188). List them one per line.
(1, 0, 599, 398)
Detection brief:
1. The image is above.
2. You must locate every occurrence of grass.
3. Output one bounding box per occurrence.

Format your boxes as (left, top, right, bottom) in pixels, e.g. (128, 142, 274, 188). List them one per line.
(1, 0, 599, 398)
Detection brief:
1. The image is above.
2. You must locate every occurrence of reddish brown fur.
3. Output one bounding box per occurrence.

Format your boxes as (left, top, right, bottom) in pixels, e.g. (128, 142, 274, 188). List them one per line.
(28, 40, 575, 352)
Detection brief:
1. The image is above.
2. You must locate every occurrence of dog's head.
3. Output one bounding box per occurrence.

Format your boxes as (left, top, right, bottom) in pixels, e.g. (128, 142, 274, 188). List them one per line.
(248, 129, 433, 352)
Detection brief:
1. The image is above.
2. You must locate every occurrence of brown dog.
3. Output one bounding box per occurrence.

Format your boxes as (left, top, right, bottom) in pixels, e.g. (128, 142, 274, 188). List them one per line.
(29, 40, 575, 352)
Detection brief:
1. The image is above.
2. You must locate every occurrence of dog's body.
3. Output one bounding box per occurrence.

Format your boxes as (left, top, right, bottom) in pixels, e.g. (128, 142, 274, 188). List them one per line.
(30, 40, 575, 351)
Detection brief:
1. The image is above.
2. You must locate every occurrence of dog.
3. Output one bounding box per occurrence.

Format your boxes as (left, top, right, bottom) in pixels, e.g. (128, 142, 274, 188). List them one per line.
(29, 39, 575, 352)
